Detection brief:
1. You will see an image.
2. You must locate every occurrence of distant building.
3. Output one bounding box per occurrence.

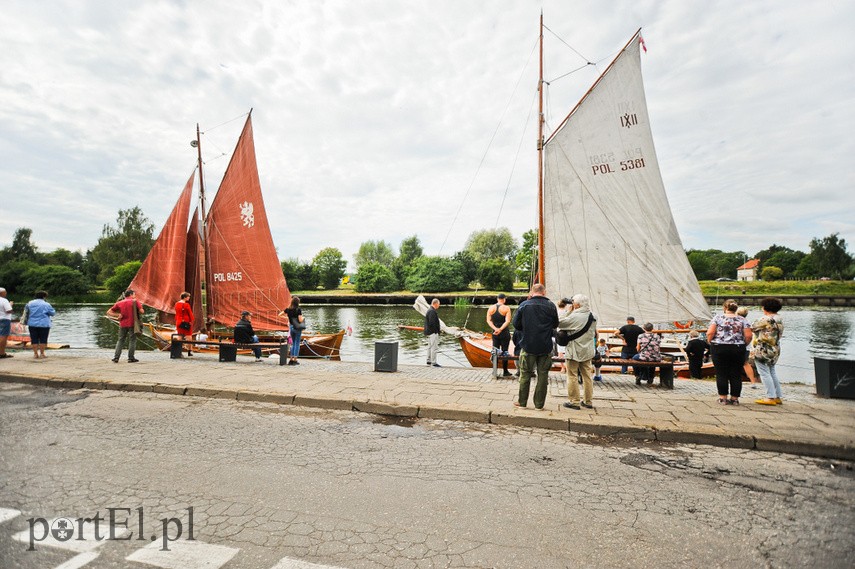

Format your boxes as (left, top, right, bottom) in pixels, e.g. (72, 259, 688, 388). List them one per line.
(737, 259, 760, 281)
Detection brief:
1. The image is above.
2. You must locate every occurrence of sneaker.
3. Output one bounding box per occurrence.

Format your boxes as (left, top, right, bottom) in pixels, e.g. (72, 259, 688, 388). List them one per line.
(426, 361, 431, 366)
(112, 358, 119, 363)
(726, 399, 739, 405)
(594, 375, 602, 382)
(254, 358, 263, 362)
(563, 402, 580, 410)
(292, 360, 300, 365)
(636, 377, 642, 386)
(128, 358, 139, 363)
(580, 401, 594, 409)
(187, 351, 193, 357)
(432, 363, 441, 367)
(502, 371, 513, 377)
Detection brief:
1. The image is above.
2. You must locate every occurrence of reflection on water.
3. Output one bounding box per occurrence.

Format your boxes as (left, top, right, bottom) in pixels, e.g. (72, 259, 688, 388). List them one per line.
(40, 304, 855, 384)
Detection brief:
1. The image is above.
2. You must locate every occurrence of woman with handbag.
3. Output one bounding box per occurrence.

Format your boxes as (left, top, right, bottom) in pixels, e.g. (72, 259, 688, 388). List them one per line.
(280, 296, 306, 366)
(174, 292, 194, 356)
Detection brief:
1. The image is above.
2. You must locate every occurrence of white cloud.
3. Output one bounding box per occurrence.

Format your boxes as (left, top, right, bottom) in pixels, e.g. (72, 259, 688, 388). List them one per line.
(1, 0, 853, 268)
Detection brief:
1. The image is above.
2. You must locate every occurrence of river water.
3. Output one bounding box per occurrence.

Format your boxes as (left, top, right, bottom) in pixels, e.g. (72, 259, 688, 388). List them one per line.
(31, 304, 855, 385)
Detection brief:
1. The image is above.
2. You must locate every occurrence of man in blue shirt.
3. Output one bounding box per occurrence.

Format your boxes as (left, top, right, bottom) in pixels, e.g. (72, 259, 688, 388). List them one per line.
(512, 284, 559, 409)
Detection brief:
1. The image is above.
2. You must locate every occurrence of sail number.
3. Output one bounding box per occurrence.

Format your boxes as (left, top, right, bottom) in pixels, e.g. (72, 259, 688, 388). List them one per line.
(591, 158, 646, 175)
(213, 272, 243, 282)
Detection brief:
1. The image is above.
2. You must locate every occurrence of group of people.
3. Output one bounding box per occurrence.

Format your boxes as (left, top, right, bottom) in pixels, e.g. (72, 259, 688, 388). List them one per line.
(424, 286, 786, 411)
(0, 287, 56, 360)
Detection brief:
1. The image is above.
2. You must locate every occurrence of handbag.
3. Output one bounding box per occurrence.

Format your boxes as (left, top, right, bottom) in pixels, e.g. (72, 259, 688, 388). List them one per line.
(290, 317, 307, 331)
(21, 304, 30, 326)
(178, 321, 192, 331)
(556, 313, 595, 347)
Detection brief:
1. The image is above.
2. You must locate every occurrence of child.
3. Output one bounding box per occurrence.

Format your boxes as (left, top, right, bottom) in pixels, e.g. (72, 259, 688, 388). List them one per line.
(684, 330, 708, 380)
(593, 338, 608, 381)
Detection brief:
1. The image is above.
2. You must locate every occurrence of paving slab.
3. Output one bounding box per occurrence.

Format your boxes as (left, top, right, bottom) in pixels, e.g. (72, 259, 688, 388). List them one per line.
(0, 348, 853, 461)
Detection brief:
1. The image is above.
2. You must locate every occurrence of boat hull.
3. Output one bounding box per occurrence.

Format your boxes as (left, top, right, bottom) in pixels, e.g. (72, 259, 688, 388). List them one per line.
(146, 324, 345, 359)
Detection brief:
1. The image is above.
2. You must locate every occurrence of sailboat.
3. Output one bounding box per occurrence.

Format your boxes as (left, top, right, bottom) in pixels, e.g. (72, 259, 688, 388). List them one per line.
(132, 111, 345, 358)
(459, 21, 712, 376)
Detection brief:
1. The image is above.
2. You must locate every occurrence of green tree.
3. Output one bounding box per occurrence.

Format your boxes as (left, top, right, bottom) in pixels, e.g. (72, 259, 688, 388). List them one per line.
(479, 258, 514, 291)
(354, 240, 396, 270)
(20, 265, 90, 296)
(452, 250, 478, 287)
(104, 261, 142, 298)
(515, 229, 538, 287)
(760, 266, 784, 281)
(0, 260, 39, 293)
(398, 235, 423, 265)
(809, 233, 853, 279)
(0, 227, 40, 264)
(43, 248, 86, 273)
(312, 248, 347, 290)
(405, 256, 466, 292)
(463, 228, 518, 264)
(794, 255, 818, 279)
(686, 249, 745, 280)
(687, 250, 713, 281)
(281, 258, 318, 291)
(354, 262, 399, 293)
(90, 207, 155, 282)
(764, 249, 805, 278)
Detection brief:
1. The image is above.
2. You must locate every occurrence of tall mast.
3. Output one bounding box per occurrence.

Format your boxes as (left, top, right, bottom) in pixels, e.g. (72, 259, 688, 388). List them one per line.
(194, 123, 210, 325)
(536, 12, 545, 285)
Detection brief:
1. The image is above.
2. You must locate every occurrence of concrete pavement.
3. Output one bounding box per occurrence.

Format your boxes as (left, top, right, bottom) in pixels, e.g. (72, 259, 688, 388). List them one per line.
(0, 349, 853, 460)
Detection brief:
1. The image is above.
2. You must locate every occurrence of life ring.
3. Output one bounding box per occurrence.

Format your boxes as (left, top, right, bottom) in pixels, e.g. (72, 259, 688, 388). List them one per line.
(674, 321, 693, 329)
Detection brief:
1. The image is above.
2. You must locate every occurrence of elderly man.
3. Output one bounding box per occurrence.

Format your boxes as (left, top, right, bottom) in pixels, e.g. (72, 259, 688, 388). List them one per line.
(424, 298, 441, 367)
(561, 294, 597, 410)
(0, 287, 13, 358)
(512, 284, 559, 409)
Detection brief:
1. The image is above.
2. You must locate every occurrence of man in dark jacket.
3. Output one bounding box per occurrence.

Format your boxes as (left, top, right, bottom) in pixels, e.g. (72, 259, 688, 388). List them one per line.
(234, 311, 262, 361)
(512, 284, 559, 409)
(424, 298, 441, 367)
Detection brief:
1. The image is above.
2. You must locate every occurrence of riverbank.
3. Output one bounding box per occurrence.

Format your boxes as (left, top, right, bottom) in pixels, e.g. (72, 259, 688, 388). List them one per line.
(1, 349, 852, 461)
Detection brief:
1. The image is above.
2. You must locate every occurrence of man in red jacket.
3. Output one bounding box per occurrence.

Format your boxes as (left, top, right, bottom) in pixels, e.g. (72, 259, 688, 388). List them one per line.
(106, 289, 144, 363)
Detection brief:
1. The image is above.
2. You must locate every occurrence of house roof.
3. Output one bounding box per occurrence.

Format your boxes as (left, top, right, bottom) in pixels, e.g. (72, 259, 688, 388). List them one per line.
(738, 259, 760, 270)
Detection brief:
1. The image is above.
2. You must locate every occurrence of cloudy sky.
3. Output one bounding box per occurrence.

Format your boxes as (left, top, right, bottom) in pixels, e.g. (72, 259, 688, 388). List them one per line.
(2, 1, 853, 269)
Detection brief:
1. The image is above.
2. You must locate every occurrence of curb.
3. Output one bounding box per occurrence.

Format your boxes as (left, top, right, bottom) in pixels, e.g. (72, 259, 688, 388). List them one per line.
(1, 374, 853, 462)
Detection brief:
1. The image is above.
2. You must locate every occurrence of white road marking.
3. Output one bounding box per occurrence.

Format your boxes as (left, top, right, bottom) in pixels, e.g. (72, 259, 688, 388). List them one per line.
(13, 518, 128, 553)
(125, 540, 239, 569)
(270, 557, 349, 569)
(54, 551, 99, 569)
(0, 507, 21, 523)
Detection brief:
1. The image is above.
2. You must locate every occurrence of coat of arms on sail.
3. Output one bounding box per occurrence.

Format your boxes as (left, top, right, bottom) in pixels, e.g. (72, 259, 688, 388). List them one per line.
(239, 201, 255, 228)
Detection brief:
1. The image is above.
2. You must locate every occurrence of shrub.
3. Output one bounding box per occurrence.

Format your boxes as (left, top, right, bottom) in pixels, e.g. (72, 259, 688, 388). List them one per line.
(479, 258, 514, 291)
(760, 266, 784, 281)
(104, 261, 142, 298)
(405, 256, 466, 293)
(20, 265, 90, 296)
(354, 262, 399, 293)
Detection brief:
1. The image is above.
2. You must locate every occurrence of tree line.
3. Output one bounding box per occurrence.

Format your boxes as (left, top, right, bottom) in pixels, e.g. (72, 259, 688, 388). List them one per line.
(0, 206, 852, 297)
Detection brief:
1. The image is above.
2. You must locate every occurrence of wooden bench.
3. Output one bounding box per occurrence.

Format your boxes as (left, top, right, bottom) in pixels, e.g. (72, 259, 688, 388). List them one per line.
(170, 335, 289, 366)
(491, 353, 674, 389)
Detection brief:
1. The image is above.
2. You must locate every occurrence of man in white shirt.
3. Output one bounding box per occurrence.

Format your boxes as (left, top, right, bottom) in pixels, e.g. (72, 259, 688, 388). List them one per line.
(0, 287, 13, 358)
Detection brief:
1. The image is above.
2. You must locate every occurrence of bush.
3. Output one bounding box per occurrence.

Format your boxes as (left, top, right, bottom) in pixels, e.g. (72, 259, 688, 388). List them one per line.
(312, 248, 347, 290)
(405, 256, 466, 292)
(479, 258, 514, 291)
(354, 262, 399, 293)
(760, 266, 784, 281)
(20, 265, 90, 296)
(104, 261, 142, 298)
(282, 258, 318, 291)
(0, 259, 39, 293)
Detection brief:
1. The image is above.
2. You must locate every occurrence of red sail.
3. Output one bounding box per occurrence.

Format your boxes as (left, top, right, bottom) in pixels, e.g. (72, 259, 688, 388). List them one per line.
(184, 207, 204, 333)
(205, 115, 291, 330)
(130, 172, 195, 316)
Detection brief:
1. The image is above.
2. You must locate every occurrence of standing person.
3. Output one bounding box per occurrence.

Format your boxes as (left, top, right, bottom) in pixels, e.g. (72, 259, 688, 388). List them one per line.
(424, 298, 441, 367)
(0, 287, 13, 358)
(684, 330, 709, 379)
(107, 289, 144, 363)
(561, 294, 597, 410)
(280, 296, 305, 365)
(616, 316, 644, 374)
(25, 291, 55, 359)
(736, 306, 758, 385)
(706, 299, 753, 405)
(487, 293, 512, 377)
(632, 323, 662, 385)
(555, 298, 572, 374)
(234, 311, 263, 362)
(174, 291, 194, 357)
(752, 298, 785, 406)
(512, 284, 558, 409)
(593, 338, 608, 381)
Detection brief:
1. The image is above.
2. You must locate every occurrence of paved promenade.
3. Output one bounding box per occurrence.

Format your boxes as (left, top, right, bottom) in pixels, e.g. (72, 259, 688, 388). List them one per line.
(1, 349, 853, 461)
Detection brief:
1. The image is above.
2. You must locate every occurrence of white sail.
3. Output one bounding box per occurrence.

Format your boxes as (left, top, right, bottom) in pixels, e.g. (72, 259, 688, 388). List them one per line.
(542, 32, 711, 328)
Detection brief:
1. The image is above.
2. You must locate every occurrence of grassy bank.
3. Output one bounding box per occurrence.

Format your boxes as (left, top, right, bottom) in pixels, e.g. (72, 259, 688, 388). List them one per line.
(699, 280, 855, 296)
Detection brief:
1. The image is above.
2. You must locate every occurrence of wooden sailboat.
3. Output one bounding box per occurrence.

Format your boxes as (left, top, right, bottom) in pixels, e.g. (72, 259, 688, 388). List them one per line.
(459, 20, 713, 377)
(131, 112, 344, 358)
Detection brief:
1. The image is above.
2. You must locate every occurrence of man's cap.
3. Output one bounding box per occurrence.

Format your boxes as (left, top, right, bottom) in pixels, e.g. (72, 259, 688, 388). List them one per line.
(241, 311, 251, 316)
(497, 293, 506, 299)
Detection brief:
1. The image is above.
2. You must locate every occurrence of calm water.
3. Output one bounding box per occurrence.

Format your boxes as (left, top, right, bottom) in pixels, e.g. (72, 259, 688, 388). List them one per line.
(36, 304, 855, 384)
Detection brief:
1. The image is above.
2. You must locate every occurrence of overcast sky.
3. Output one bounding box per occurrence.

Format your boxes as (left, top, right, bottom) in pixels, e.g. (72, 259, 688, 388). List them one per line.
(2, 1, 853, 270)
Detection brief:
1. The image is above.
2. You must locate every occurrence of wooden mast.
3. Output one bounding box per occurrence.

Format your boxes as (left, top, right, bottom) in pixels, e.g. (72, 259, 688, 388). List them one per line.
(536, 12, 545, 285)
(194, 123, 210, 326)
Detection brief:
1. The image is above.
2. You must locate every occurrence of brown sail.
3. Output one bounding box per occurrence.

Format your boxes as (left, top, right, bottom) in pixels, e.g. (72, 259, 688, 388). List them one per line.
(129, 172, 195, 321)
(204, 115, 291, 330)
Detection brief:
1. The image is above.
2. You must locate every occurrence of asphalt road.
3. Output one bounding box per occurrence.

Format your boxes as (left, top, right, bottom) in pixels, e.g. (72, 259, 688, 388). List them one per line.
(0, 382, 853, 569)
